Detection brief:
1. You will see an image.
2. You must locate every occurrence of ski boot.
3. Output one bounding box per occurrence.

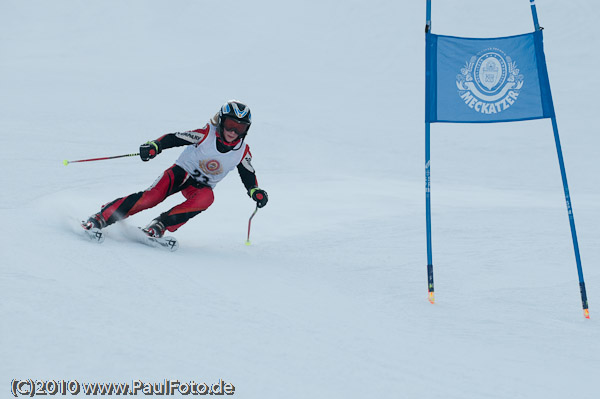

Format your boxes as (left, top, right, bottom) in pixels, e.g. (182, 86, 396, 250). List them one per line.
(82, 212, 107, 230)
(142, 219, 166, 238)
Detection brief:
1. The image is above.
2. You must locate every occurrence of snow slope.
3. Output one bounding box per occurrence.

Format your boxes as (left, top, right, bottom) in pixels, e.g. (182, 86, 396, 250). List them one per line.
(1, 0, 599, 398)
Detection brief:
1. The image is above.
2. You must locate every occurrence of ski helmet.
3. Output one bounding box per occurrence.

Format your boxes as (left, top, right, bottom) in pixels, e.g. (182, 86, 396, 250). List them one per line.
(216, 100, 251, 150)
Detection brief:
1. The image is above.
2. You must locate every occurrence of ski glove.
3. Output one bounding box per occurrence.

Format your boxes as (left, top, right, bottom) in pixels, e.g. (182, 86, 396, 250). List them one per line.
(139, 141, 162, 161)
(249, 188, 268, 208)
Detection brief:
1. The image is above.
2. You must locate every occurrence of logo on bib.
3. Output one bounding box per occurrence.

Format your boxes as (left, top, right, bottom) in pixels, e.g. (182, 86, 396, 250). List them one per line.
(456, 48, 524, 115)
(199, 159, 222, 175)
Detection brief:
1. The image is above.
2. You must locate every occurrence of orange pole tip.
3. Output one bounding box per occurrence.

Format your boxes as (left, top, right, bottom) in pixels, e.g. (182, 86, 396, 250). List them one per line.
(584, 309, 590, 319)
(428, 292, 435, 304)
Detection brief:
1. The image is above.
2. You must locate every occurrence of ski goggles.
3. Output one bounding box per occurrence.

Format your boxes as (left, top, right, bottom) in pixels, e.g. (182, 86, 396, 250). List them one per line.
(222, 118, 250, 136)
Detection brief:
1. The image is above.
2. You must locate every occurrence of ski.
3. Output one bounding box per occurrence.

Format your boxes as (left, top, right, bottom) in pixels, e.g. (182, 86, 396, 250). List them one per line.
(80, 222, 177, 251)
(131, 227, 179, 252)
(82, 227, 105, 243)
(139, 232, 179, 251)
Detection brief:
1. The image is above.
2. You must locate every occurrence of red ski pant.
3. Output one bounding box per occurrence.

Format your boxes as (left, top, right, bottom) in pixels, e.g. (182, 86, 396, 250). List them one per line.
(99, 164, 214, 232)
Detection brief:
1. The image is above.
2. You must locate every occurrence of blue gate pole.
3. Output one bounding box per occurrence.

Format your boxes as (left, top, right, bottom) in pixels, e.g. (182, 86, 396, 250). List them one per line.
(529, 0, 541, 31)
(550, 116, 590, 319)
(426, 123, 434, 304)
(426, 0, 431, 33)
(530, 0, 588, 319)
(425, 0, 434, 304)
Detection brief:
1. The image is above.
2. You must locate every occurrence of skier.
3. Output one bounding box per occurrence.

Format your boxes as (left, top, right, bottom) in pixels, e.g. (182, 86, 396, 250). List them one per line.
(82, 100, 268, 238)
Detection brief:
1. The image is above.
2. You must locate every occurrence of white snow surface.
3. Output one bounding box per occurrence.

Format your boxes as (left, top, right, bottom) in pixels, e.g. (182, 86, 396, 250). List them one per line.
(1, 1, 599, 398)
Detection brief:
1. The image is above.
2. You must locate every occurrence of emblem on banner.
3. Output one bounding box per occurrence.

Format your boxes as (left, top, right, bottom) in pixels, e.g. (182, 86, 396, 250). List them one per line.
(456, 48, 524, 115)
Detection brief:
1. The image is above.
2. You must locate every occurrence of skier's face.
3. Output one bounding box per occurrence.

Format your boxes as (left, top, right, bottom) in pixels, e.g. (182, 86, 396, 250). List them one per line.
(223, 128, 240, 143)
(222, 117, 249, 142)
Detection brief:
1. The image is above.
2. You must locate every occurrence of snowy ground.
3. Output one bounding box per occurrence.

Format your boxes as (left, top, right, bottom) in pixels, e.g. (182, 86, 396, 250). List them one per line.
(1, 1, 599, 398)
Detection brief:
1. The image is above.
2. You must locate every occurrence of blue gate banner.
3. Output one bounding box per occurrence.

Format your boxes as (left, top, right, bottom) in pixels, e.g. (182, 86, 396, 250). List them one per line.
(426, 30, 555, 123)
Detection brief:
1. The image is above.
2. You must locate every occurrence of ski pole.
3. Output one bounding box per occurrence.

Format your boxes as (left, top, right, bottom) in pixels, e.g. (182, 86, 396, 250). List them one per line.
(63, 153, 140, 165)
(245, 205, 259, 245)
